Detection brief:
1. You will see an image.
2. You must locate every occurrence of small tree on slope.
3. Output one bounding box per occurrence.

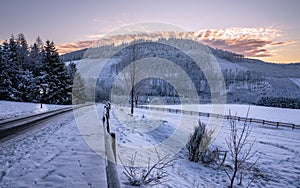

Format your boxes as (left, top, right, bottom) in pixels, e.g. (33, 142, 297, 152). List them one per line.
(225, 110, 258, 188)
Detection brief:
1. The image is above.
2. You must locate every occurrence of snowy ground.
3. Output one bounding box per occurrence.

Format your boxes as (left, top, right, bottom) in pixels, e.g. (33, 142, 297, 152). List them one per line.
(290, 78, 300, 88)
(0, 101, 299, 187)
(0, 100, 69, 121)
(106, 104, 300, 187)
(0, 104, 107, 187)
(145, 104, 300, 125)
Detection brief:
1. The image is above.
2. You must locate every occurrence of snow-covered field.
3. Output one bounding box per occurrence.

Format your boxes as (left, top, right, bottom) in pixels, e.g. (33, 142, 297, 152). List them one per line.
(0, 101, 299, 187)
(145, 104, 300, 125)
(107, 104, 300, 187)
(290, 78, 300, 88)
(0, 100, 69, 121)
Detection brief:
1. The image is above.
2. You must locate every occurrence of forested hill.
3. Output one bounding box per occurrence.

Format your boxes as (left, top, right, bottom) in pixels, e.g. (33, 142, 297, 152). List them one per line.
(61, 38, 300, 108)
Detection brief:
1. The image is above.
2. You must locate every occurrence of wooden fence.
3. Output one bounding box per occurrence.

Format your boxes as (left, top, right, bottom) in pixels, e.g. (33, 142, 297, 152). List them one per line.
(135, 105, 300, 130)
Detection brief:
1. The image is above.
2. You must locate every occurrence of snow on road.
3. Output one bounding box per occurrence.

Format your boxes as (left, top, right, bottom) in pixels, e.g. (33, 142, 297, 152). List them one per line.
(108, 104, 300, 187)
(0, 104, 107, 187)
(0, 101, 69, 121)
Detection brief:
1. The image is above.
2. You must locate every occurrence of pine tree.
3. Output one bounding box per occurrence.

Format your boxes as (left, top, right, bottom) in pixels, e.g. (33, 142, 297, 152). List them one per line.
(43, 40, 72, 104)
(67, 62, 77, 81)
(67, 63, 86, 104)
(0, 42, 13, 100)
(15, 33, 35, 101)
(7, 35, 22, 100)
(28, 38, 46, 102)
(16, 33, 29, 70)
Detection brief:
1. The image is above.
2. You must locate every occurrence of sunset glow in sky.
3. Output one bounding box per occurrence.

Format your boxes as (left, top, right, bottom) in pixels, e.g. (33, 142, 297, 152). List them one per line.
(1, 0, 299, 63)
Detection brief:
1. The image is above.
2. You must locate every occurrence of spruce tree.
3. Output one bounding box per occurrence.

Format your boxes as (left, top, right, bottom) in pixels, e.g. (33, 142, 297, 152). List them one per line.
(16, 33, 35, 101)
(0, 42, 13, 100)
(28, 38, 46, 102)
(72, 72, 86, 104)
(16, 33, 29, 70)
(7, 35, 22, 100)
(43, 40, 72, 104)
(67, 63, 86, 104)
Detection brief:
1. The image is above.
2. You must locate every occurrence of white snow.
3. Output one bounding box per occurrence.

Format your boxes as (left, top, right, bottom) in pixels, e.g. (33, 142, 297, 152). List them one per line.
(0, 103, 106, 187)
(290, 78, 300, 88)
(145, 104, 300, 125)
(0, 100, 69, 121)
(0, 101, 299, 187)
(106, 104, 300, 188)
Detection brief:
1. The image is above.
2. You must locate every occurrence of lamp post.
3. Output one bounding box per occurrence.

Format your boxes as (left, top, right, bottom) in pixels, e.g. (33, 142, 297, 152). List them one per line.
(40, 87, 44, 108)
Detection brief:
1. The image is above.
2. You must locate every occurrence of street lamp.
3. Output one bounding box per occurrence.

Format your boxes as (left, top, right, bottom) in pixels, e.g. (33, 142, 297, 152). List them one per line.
(40, 87, 44, 108)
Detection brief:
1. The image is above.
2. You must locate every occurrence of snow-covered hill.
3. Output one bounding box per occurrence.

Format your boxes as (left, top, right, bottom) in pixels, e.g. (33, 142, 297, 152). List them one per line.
(62, 38, 300, 105)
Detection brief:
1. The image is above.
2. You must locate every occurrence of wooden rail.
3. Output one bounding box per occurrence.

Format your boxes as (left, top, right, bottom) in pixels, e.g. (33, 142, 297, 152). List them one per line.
(135, 105, 299, 130)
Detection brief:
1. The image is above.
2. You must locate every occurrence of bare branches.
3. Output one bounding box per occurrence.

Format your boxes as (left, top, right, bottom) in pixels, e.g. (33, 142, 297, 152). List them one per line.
(119, 150, 174, 186)
(224, 108, 258, 188)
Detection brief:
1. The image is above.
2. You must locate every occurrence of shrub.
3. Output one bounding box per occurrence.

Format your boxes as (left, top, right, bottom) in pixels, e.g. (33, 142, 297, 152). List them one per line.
(187, 121, 217, 163)
(119, 150, 174, 186)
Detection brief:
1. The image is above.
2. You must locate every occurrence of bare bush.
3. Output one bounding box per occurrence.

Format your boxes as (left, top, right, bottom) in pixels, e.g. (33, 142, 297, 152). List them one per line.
(119, 149, 174, 186)
(224, 110, 258, 188)
(187, 121, 218, 164)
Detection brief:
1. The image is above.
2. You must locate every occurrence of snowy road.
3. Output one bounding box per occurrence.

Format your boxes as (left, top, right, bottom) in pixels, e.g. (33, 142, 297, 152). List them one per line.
(0, 106, 107, 187)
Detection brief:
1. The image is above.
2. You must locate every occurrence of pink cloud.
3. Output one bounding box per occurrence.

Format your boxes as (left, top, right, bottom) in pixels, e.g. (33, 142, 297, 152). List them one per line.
(57, 40, 94, 54)
(57, 27, 294, 58)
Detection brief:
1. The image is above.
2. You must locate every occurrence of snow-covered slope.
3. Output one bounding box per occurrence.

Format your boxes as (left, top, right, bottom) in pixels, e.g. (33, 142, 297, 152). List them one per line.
(290, 78, 300, 88)
(62, 39, 300, 105)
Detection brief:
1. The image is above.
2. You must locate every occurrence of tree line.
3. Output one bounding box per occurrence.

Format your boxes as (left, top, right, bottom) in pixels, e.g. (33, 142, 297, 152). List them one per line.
(0, 33, 84, 105)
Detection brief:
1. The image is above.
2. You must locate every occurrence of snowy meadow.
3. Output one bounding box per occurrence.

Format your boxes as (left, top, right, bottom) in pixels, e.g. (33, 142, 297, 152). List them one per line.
(105, 104, 300, 187)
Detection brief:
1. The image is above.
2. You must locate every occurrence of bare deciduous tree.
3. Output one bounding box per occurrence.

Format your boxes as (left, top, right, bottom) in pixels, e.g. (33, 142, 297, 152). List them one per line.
(225, 109, 258, 188)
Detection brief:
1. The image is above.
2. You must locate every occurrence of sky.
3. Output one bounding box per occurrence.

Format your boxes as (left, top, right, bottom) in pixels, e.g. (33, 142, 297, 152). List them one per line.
(0, 0, 299, 63)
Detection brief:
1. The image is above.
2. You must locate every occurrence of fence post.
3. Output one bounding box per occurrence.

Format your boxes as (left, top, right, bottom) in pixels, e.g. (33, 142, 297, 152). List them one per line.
(105, 102, 111, 133)
(277, 122, 279, 128)
(110, 132, 117, 163)
(292, 124, 295, 130)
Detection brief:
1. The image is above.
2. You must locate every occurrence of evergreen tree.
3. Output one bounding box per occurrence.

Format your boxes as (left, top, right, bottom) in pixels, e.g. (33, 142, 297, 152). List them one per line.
(43, 40, 72, 104)
(0, 42, 13, 100)
(18, 70, 36, 102)
(16, 33, 29, 70)
(7, 35, 22, 100)
(28, 38, 46, 102)
(30, 38, 45, 76)
(15, 33, 35, 101)
(36, 36, 44, 52)
(67, 62, 86, 104)
(67, 62, 77, 81)
(72, 72, 86, 104)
